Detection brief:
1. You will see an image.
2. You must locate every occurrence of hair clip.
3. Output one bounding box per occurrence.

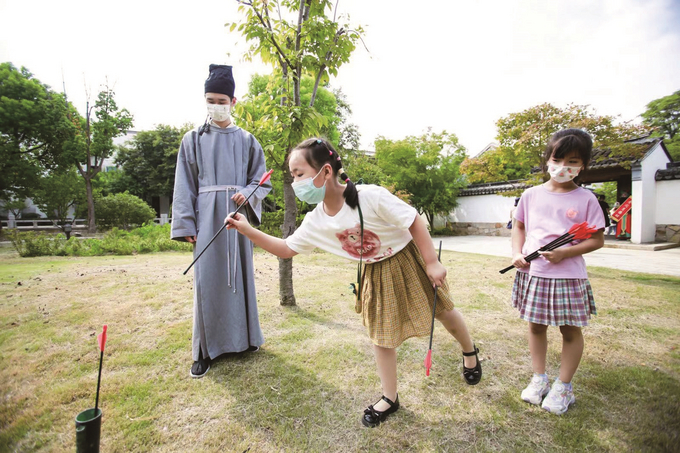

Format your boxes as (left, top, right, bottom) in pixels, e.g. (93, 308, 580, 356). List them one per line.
(329, 150, 333, 156)
(336, 156, 341, 161)
(316, 139, 322, 144)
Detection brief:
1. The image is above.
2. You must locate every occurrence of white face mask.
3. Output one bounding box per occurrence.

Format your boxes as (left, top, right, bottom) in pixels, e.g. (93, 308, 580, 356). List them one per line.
(548, 164, 581, 183)
(207, 103, 231, 122)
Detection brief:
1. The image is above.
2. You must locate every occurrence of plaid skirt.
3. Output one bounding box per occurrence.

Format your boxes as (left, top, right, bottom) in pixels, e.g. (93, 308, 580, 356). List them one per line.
(512, 271, 597, 327)
(357, 240, 454, 348)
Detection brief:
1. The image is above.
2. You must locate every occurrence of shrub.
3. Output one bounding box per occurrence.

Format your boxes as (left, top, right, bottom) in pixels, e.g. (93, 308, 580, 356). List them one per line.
(430, 226, 453, 236)
(95, 193, 156, 230)
(7, 223, 192, 257)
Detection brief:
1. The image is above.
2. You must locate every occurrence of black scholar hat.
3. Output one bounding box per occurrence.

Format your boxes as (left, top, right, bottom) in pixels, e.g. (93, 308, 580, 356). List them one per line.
(204, 64, 235, 98)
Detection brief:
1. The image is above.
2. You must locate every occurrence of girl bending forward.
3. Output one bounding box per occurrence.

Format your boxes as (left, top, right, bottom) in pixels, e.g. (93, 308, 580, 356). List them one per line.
(226, 138, 481, 427)
(512, 129, 605, 415)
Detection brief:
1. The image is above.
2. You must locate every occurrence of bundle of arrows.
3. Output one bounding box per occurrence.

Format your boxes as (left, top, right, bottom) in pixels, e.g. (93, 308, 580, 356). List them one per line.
(499, 221, 599, 274)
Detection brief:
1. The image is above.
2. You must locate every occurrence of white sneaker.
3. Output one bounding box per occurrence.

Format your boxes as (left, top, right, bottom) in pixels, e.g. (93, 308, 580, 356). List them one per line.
(541, 380, 575, 415)
(521, 374, 550, 405)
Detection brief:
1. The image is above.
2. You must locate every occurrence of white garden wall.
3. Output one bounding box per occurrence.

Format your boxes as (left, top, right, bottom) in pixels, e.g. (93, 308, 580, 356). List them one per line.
(655, 179, 680, 225)
(449, 194, 516, 224)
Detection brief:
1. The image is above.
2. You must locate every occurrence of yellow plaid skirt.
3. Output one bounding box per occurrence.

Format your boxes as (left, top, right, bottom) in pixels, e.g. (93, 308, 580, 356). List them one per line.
(356, 240, 454, 348)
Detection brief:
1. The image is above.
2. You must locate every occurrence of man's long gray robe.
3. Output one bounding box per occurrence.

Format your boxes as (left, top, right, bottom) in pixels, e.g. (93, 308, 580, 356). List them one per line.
(171, 124, 271, 361)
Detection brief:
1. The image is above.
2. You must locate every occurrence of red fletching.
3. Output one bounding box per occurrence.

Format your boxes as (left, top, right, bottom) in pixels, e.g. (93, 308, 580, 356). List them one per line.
(572, 223, 598, 240)
(567, 222, 581, 234)
(97, 325, 108, 352)
(568, 221, 588, 235)
(259, 169, 274, 185)
(424, 350, 432, 376)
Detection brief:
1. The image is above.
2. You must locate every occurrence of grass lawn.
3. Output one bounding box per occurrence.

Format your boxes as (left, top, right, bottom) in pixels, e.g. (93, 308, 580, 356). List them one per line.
(0, 245, 678, 452)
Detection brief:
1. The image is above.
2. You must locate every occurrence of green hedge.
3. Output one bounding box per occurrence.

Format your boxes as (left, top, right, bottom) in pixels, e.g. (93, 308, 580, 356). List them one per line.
(7, 211, 306, 257)
(7, 223, 192, 257)
(95, 192, 156, 230)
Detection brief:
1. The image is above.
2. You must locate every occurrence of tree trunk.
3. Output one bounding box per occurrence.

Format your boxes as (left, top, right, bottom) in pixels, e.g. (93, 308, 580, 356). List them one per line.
(426, 212, 435, 231)
(85, 177, 96, 234)
(278, 171, 298, 306)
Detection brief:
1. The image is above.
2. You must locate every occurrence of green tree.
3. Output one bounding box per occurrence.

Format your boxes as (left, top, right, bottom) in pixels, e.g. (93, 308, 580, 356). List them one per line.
(0, 63, 76, 231)
(342, 151, 386, 186)
(71, 88, 133, 233)
(594, 181, 617, 207)
(237, 74, 359, 215)
(460, 145, 531, 185)
(333, 87, 361, 152)
(461, 103, 650, 186)
(642, 89, 680, 161)
(2, 198, 26, 220)
(91, 168, 131, 198)
(230, 0, 364, 306)
(114, 124, 191, 204)
(32, 167, 84, 233)
(375, 130, 467, 230)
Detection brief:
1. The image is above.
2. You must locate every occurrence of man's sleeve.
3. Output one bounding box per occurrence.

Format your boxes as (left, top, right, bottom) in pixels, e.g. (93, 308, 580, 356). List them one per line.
(171, 133, 199, 241)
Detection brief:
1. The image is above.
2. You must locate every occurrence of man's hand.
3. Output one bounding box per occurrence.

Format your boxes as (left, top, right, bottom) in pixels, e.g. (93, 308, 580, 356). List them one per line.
(231, 192, 247, 206)
(185, 236, 196, 244)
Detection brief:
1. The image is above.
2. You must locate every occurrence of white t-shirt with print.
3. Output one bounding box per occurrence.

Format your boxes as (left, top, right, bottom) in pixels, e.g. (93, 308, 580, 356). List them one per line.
(285, 185, 418, 263)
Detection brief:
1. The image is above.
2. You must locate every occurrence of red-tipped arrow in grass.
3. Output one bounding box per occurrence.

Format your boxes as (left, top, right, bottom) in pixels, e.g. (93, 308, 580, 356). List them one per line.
(424, 240, 443, 377)
(94, 325, 107, 415)
(499, 222, 599, 274)
(183, 169, 274, 275)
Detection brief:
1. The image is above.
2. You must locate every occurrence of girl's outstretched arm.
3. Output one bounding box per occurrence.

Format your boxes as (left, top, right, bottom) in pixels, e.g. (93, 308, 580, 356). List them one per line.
(409, 215, 447, 287)
(225, 212, 298, 259)
(539, 229, 604, 264)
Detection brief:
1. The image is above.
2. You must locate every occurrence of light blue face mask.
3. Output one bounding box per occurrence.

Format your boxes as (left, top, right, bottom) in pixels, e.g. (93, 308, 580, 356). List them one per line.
(292, 165, 328, 204)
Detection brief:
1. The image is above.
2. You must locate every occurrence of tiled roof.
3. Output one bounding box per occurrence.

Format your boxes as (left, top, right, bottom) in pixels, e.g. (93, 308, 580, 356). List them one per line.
(588, 137, 661, 170)
(656, 163, 680, 181)
(459, 180, 531, 196)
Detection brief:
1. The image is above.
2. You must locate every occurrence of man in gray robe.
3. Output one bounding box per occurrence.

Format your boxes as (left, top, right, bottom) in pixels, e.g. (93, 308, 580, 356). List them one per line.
(172, 64, 272, 378)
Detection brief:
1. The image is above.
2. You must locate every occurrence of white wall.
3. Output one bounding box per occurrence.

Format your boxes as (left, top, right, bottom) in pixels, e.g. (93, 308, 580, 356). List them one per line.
(656, 179, 680, 225)
(632, 143, 670, 243)
(450, 194, 516, 223)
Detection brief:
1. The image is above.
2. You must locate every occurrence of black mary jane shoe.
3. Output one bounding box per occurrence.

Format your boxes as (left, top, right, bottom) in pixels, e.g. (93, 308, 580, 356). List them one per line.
(361, 395, 399, 428)
(463, 345, 482, 385)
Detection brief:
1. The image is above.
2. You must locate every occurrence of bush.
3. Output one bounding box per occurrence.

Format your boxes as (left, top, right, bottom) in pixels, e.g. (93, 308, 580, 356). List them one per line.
(8, 223, 192, 257)
(430, 226, 453, 236)
(95, 192, 156, 230)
